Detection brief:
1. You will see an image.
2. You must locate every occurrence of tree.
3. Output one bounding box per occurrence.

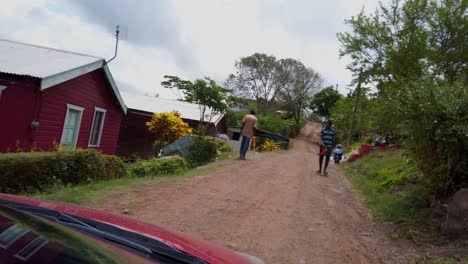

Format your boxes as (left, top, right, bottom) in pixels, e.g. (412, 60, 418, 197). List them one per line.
(310, 86, 343, 118)
(162, 76, 228, 135)
(427, 0, 468, 84)
(146, 111, 192, 145)
(329, 92, 375, 144)
(276, 59, 323, 126)
(225, 53, 289, 115)
(337, 0, 468, 198)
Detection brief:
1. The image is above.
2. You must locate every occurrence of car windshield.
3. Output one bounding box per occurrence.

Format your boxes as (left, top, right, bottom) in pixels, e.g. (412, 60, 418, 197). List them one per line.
(0, 201, 206, 264)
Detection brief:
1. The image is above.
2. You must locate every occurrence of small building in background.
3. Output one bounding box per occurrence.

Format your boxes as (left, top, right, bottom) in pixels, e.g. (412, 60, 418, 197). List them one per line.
(117, 92, 227, 158)
(0, 40, 126, 154)
(227, 101, 247, 112)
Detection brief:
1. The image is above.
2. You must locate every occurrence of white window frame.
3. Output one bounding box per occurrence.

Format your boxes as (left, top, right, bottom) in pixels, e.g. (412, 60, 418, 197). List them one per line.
(0, 85, 7, 97)
(0, 224, 28, 249)
(14, 237, 48, 261)
(60, 104, 84, 149)
(88, 107, 107, 147)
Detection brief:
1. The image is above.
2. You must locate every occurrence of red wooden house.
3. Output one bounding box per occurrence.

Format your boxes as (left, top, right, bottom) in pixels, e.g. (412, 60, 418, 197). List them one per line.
(0, 39, 127, 154)
(117, 92, 227, 158)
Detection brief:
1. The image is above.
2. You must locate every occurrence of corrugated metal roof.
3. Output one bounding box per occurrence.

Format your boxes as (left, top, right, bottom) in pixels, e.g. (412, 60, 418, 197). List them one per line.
(0, 39, 102, 78)
(121, 92, 223, 123)
(0, 39, 127, 114)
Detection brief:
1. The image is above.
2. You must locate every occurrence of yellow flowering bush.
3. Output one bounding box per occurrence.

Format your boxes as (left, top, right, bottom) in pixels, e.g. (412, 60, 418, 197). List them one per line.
(146, 111, 192, 145)
(260, 139, 280, 151)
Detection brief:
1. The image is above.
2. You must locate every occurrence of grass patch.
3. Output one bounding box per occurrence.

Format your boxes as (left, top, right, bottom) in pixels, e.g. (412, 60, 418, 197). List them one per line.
(33, 164, 222, 205)
(409, 253, 468, 264)
(342, 150, 448, 245)
(217, 151, 238, 160)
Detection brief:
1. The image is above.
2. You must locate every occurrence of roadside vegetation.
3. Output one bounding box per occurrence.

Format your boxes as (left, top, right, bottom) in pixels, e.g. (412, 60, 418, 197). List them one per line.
(0, 149, 127, 194)
(409, 253, 468, 264)
(333, 0, 467, 202)
(0, 134, 233, 201)
(35, 164, 223, 205)
(343, 150, 447, 245)
(324, 2, 468, 260)
(342, 148, 468, 263)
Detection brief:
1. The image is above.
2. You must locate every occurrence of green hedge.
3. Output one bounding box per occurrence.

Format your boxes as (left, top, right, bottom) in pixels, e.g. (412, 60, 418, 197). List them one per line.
(185, 137, 217, 167)
(129, 157, 189, 177)
(258, 114, 302, 138)
(192, 135, 233, 153)
(0, 149, 127, 194)
(213, 137, 233, 152)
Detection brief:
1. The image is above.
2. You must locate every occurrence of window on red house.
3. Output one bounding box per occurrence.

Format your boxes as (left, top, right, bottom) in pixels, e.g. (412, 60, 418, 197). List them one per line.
(89, 107, 107, 147)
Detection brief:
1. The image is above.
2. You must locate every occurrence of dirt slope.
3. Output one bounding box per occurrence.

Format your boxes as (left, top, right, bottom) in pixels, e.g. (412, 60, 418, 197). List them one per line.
(88, 123, 405, 263)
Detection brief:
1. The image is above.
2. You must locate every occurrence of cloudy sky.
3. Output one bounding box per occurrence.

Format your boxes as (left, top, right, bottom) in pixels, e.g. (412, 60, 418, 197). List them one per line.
(1, 0, 379, 98)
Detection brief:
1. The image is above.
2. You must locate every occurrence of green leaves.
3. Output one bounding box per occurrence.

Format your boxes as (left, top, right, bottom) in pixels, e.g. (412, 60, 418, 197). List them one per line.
(226, 53, 290, 114)
(339, 0, 467, 87)
(129, 157, 189, 177)
(0, 150, 127, 194)
(277, 58, 322, 125)
(310, 86, 343, 118)
(337, 0, 467, 197)
(161, 75, 228, 134)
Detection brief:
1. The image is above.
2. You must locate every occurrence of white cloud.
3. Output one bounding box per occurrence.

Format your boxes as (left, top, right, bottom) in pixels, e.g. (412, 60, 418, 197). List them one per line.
(0, 0, 380, 97)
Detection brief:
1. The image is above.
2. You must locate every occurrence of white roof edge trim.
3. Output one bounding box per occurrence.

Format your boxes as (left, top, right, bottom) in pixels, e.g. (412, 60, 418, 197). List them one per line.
(103, 64, 127, 114)
(213, 113, 225, 126)
(40, 60, 104, 90)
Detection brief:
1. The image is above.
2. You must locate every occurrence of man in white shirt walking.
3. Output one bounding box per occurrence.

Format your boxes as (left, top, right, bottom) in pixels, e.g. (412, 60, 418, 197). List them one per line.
(239, 109, 257, 160)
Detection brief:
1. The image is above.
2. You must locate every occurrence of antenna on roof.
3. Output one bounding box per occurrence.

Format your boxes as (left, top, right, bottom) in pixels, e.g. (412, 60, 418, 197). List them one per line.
(105, 25, 120, 65)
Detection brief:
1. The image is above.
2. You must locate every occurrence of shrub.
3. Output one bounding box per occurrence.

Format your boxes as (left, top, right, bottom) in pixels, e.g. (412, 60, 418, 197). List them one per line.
(258, 114, 301, 138)
(192, 135, 233, 153)
(0, 149, 127, 194)
(399, 80, 468, 197)
(185, 137, 217, 167)
(258, 114, 283, 135)
(146, 111, 192, 145)
(129, 157, 189, 177)
(211, 137, 233, 152)
(260, 139, 280, 151)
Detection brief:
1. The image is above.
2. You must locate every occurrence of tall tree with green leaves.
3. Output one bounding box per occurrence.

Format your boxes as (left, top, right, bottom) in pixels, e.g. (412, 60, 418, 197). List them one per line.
(427, 0, 468, 84)
(162, 76, 228, 135)
(225, 53, 289, 115)
(310, 86, 343, 118)
(276, 58, 323, 126)
(337, 0, 468, 197)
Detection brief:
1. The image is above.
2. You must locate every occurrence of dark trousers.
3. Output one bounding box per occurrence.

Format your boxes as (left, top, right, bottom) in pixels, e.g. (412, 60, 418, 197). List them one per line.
(240, 136, 251, 158)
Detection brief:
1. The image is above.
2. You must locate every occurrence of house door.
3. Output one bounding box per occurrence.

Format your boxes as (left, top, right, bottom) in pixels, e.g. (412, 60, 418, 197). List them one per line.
(60, 105, 84, 149)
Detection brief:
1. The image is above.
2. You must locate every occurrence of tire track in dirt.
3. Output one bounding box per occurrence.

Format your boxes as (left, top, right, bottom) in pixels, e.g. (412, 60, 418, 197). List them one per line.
(87, 123, 405, 263)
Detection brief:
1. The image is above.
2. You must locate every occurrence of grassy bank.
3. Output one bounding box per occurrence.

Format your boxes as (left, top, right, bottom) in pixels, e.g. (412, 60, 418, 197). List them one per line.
(33, 163, 223, 205)
(341, 150, 447, 245)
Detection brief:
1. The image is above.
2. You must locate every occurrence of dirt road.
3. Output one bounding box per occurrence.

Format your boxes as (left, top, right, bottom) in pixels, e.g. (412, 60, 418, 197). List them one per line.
(89, 123, 404, 263)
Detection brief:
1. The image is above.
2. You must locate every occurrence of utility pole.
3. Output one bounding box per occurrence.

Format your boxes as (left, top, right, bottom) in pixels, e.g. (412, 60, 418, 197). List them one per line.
(105, 25, 120, 65)
(349, 73, 362, 146)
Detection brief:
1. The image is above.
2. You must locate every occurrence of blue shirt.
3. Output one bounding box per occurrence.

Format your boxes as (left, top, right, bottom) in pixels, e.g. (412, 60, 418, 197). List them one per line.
(320, 128, 336, 148)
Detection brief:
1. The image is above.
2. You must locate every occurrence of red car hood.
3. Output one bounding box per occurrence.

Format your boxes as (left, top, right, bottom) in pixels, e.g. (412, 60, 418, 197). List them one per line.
(0, 193, 252, 264)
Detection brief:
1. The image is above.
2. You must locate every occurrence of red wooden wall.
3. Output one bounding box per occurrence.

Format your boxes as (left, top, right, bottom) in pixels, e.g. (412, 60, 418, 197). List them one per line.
(35, 68, 124, 154)
(0, 74, 40, 152)
(116, 110, 158, 158)
(0, 69, 124, 154)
